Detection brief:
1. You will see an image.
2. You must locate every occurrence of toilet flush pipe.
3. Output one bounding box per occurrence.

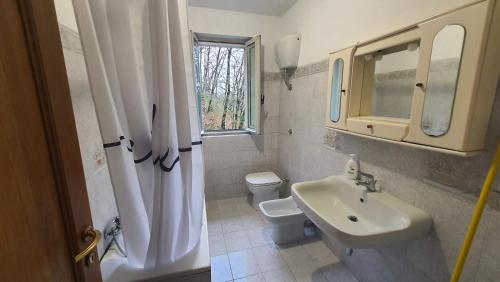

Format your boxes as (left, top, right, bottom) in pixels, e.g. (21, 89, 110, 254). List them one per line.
(451, 142, 500, 282)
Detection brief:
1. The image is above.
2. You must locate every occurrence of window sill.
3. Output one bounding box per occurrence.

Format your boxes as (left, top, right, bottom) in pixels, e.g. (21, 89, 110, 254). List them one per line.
(201, 130, 252, 137)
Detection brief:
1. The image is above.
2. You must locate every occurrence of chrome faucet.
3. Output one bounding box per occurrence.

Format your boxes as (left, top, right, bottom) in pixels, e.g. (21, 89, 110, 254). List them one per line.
(355, 171, 377, 193)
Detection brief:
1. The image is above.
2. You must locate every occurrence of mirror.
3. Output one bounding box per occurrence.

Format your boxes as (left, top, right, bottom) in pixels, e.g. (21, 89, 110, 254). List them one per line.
(330, 58, 344, 122)
(362, 43, 420, 119)
(422, 25, 465, 136)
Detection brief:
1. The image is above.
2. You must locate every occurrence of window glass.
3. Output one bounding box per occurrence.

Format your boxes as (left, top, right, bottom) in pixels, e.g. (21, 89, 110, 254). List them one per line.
(195, 44, 245, 131)
(330, 58, 343, 122)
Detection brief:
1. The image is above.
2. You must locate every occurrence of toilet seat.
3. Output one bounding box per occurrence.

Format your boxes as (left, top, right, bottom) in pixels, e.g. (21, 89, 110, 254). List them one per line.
(246, 171, 282, 209)
(246, 171, 282, 186)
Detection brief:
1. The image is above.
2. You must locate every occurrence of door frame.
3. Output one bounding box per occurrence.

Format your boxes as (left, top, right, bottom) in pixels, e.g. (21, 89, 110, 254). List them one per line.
(15, 0, 101, 280)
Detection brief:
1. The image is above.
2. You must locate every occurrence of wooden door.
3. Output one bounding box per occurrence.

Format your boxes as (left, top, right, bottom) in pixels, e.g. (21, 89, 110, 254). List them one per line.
(0, 0, 102, 281)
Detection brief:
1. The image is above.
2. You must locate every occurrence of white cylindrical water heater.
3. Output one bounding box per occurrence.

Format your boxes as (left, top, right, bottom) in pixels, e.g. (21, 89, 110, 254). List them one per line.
(275, 34, 301, 69)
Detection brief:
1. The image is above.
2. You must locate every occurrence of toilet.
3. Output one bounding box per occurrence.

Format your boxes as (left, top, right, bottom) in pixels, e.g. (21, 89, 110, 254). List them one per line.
(259, 196, 307, 245)
(245, 171, 283, 209)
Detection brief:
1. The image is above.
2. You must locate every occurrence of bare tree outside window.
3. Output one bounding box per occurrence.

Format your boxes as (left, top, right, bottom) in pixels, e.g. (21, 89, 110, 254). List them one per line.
(196, 45, 245, 131)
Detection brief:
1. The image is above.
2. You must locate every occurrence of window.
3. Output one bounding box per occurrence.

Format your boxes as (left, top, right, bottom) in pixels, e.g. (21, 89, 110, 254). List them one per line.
(192, 33, 262, 135)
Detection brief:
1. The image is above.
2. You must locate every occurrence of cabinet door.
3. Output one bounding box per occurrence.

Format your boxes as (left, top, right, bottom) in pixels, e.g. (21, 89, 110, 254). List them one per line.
(324, 47, 354, 130)
(405, 1, 492, 152)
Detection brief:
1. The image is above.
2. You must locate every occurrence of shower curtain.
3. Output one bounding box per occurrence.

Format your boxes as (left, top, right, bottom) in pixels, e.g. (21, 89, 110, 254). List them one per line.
(72, 0, 204, 268)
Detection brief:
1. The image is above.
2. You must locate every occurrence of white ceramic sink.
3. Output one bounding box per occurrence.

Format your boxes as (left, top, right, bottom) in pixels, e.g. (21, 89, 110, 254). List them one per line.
(292, 175, 432, 248)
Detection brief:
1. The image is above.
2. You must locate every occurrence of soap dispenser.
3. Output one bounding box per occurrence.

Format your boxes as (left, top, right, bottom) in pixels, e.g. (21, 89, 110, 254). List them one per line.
(345, 154, 360, 180)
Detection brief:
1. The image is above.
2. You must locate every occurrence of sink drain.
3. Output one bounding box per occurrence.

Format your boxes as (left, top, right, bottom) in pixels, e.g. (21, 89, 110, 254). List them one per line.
(347, 215, 358, 222)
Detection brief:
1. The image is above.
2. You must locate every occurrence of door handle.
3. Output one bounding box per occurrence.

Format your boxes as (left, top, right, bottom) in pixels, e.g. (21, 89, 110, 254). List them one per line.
(74, 226, 101, 263)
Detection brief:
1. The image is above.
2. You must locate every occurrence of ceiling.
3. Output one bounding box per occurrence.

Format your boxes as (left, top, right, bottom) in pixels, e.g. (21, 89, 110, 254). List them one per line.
(188, 0, 297, 16)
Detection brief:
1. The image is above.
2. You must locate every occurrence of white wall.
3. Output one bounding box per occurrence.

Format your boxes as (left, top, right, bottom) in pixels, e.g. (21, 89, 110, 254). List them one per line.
(188, 6, 284, 72)
(54, 0, 118, 254)
(54, 0, 78, 30)
(280, 0, 476, 66)
(203, 79, 281, 200)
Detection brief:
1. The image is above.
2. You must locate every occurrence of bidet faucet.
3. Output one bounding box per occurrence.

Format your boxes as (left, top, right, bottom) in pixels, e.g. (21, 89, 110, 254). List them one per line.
(355, 171, 377, 193)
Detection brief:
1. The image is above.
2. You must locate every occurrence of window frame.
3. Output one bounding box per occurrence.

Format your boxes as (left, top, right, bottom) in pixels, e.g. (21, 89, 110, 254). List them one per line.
(191, 32, 262, 136)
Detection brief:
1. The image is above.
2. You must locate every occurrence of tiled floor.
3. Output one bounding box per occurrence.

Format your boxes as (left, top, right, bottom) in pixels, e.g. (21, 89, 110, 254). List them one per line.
(207, 197, 359, 282)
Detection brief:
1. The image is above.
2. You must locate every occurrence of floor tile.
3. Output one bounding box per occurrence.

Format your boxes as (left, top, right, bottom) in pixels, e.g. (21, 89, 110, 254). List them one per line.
(262, 267, 297, 282)
(219, 208, 240, 218)
(258, 213, 270, 225)
(237, 205, 259, 216)
(211, 254, 233, 282)
(234, 273, 265, 282)
(290, 260, 329, 282)
(240, 213, 265, 230)
(208, 220, 223, 236)
(314, 255, 340, 268)
(221, 216, 244, 234)
(209, 197, 357, 282)
(235, 199, 257, 214)
(303, 240, 334, 260)
(224, 231, 251, 252)
(218, 199, 238, 212)
(207, 201, 220, 214)
(207, 210, 222, 221)
(206, 200, 219, 208)
(279, 244, 313, 267)
(246, 226, 274, 247)
(320, 261, 359, 282)
(218, 198, 237, 207)
(232, 196, 249, 206)
(228, 249, 261, 279)
(209, 234, 227, 257)
(252, 244, 287, 272)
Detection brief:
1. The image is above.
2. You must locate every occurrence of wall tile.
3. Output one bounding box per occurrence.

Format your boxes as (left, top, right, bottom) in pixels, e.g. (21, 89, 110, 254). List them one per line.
(475, 210, 500, 281)
(60, 25, 118, 255)
(277, 65, 500, 281)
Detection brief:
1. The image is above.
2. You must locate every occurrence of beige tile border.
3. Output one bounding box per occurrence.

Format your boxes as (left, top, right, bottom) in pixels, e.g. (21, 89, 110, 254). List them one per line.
(264, 59, 329, 81)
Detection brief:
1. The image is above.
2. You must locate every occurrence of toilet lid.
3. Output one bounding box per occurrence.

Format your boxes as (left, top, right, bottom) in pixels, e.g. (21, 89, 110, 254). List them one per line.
(246, 172, 282, 186)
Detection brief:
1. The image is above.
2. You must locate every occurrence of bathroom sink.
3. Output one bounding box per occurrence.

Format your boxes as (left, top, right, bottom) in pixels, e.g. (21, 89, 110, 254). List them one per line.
(291, 175, 432, 248)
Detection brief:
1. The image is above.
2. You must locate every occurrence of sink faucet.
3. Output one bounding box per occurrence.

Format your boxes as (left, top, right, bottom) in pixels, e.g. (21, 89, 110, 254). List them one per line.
(355, 171, 377, 193)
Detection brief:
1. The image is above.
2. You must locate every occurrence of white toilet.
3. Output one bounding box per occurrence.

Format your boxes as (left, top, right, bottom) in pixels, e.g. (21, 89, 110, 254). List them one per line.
(245, 171, 283, 209)
(259, 196, 307, 245)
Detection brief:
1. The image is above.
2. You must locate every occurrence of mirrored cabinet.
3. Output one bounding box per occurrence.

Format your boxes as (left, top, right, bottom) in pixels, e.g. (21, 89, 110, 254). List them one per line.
(420, 25, 465, 137)
(325, 47, 354, 130)
(325, 0, 500, 156)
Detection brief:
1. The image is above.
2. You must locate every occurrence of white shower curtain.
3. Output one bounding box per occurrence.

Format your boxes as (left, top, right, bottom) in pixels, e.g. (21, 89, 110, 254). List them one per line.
(73, 0, 204, 268)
